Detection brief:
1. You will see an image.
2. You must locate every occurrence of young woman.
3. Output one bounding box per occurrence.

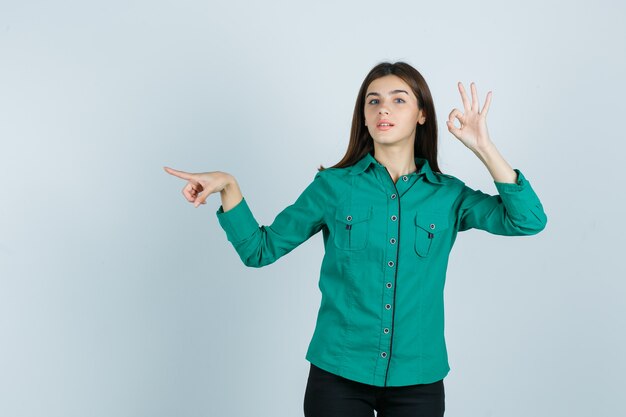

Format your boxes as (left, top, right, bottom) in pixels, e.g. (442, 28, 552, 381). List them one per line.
(164, 61, 547, 417)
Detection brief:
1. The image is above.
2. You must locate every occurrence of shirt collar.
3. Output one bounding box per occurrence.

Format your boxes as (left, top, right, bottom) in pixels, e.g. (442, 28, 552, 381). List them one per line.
(348, 151, 443, 185)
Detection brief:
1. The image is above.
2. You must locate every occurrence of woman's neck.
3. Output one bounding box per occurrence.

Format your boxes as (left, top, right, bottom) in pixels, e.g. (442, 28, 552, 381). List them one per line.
(372, 145, 417, 183)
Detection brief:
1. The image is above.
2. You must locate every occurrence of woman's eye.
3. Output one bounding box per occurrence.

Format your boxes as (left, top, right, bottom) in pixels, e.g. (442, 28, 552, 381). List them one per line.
(367, 98, 405, 105)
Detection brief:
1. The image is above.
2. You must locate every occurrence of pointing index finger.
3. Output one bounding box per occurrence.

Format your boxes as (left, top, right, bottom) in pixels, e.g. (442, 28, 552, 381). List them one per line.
(163, 166, 198, 182)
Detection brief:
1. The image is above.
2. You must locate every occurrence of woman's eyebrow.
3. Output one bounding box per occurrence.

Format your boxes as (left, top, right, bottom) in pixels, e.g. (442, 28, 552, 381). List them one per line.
(366, 89, 409, 98)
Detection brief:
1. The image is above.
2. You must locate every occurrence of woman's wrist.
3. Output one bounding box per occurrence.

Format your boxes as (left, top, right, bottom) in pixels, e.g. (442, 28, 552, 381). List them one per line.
(219, 173, 243, 212)
(219, 173, 236, 192)
(474, 143, 517, 184)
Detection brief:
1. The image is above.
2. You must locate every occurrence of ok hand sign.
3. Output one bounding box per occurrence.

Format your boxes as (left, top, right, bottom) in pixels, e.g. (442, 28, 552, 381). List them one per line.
(446, 82, 493, 154)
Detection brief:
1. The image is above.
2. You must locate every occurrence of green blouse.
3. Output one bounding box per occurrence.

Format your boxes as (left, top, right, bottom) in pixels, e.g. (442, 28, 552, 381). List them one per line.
(216, 151, 547, 387)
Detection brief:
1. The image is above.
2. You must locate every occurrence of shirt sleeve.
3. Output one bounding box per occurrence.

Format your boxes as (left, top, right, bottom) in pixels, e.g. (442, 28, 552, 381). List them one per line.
(215, 171, 327, 267)
(457, 168, 548, 235)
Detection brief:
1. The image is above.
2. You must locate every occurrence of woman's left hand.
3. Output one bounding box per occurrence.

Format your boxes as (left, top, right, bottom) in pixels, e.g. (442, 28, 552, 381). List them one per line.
(446, 82, 493, 154)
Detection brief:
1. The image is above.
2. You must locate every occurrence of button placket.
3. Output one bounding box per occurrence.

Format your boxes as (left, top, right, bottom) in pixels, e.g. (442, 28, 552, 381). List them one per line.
(380, 171, 400, 372)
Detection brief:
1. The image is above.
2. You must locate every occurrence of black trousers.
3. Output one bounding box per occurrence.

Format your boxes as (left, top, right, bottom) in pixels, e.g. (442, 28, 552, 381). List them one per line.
(304, 363, 445, 417)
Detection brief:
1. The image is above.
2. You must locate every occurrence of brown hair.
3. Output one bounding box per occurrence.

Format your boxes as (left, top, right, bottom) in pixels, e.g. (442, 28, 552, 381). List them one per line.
(318, 61, 441, 173)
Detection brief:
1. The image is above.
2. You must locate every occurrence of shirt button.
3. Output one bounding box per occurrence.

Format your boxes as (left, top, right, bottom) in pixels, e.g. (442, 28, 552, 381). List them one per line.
(346, 215, 352, 221)
(391, 215, 397, 221)
(390, 238, 396, 244)
(381, 352, 387, 358)
(430, 223, 436, 230)
(383, 328, 390, 334)
(402, 176, 408, 181)
(390, 193, 396, 199)
(386, 282, 392, 288)
(387, 261, 394, 267)
(385, 304, 391, 310)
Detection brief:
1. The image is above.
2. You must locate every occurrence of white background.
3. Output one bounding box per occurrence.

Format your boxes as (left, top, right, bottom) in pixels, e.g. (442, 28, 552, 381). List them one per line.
(1, 1, 624, 416)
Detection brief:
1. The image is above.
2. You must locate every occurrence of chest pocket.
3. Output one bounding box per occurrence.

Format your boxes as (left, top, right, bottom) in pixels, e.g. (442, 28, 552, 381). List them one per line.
(414, 212, 450, 257)
(333, 205, 372, 251)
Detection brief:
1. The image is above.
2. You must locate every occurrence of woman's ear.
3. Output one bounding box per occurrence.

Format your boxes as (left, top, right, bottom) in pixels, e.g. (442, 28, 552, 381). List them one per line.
(417, 109, 426, 125)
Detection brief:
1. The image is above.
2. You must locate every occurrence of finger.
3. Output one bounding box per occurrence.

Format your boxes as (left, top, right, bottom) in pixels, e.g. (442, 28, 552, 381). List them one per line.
(470, 82, 479, 112)
(445, 120, 462, 137)
(448, 108, 464, 126)
(194, 189, 212, 208)
(182, 184, 196, 203)
(458, 82, 471, 112)
(481, 91, 492, 116)
(164, 166, 199, 183)
(185, 183, 204, 202)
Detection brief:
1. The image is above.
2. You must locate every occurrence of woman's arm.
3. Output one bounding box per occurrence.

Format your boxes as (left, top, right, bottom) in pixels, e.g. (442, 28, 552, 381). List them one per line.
(455, 170, 547, 235)
(164, 165, 327, 267)
(446, 81, 547, 234)
(214, 172, 328, 267)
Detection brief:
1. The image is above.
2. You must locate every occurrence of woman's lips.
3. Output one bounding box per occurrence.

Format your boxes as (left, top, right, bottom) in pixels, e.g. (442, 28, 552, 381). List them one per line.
(376, 120, 395, 131)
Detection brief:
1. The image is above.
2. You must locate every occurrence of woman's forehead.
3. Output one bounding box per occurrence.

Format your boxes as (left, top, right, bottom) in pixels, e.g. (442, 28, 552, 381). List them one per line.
(366, 75, 415, 97)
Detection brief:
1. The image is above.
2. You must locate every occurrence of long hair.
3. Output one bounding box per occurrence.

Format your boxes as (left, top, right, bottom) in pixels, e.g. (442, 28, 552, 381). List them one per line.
(319, 61, 441, 173)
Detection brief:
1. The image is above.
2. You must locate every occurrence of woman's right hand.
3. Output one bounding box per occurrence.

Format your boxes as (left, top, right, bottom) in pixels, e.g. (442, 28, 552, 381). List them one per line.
(163, 167, 235, 208)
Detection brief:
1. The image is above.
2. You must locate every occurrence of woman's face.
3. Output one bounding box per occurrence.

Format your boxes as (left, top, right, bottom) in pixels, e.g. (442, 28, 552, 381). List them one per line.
(364, 74, 425, 148)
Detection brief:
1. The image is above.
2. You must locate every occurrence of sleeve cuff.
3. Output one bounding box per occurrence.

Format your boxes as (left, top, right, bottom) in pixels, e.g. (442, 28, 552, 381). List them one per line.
(493, 169, 543, 218)
(493, 168, 528, 193)
(215, 197, 259, 243)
